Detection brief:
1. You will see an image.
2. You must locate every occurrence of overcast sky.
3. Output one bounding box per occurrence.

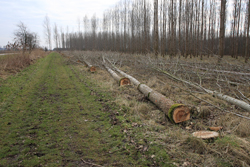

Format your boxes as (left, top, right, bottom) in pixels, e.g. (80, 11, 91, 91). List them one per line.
(0, 0, 238, 49)
(0, 0, 120, 48)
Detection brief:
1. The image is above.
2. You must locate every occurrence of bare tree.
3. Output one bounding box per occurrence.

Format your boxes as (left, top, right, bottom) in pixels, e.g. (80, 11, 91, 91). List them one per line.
(14, 22, 39, 53)
(91, 14, 97, 50)
(190, 0, 194, 57)
(231, 0, 237, 57)
(235, 0, 242, 59)
(123, 0, 128, 52)
(154, 0, 159, 57)
(161, 0, 167, 56)
(53, 23, 59, 49)
(43, 15, 52, 50)
(245, 0, 250, 63)
(179, 0, 182, 55)
(218, 0, 227, 63)
(185, 0, 190, 58)
(200, 0, 204, 59)
(60, 27, 65, 49)
(83, 15, 89, 50)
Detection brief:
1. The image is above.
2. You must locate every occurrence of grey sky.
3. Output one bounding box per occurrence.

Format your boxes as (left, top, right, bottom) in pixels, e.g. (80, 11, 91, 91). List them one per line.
(0, 0, 238, 49)
(0, 0, 120, 48)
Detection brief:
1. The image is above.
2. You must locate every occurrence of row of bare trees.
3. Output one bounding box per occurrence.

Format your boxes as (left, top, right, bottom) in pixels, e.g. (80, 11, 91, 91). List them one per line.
(44, 0, 250, 63)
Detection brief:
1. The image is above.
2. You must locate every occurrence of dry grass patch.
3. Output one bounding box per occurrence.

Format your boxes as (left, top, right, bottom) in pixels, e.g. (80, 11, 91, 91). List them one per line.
(83, 67, 117, 91)
(133, 102, 152, 119)
(217, 114, 242, 133)
(160, 84, 172, 96)
(0, 53, 31, 71)
(0, 49, 47, 79)
(235, 121, 250, 137)
(147, 76, 159, 88)
(68, 51, 250, 166)
(184, 136, 207, 154)
(213, 136, 250, 166)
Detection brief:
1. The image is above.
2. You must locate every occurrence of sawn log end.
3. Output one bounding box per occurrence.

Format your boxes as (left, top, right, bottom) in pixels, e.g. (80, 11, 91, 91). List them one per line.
(119, 77, 131, 86)
(168, 104, 190, 123)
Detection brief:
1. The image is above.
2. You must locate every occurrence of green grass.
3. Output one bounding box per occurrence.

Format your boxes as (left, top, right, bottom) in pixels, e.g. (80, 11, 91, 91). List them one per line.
(0, 52, 174, 166)
(0, 53, 131, 166)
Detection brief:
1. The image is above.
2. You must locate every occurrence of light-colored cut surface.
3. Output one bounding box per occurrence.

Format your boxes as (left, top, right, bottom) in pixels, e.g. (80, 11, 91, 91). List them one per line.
(173, 106, 190, 123)
(192, 131, 219, 139)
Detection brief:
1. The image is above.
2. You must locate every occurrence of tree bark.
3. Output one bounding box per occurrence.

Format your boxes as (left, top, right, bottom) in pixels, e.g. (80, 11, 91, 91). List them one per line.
(154, 0, 159, 57)
(179, 0, 182, 56)
(218, 0, 226, 63)
(185, 0, 189, 58)
(82, 60, 96, 72)
(156, 68, 250, 112)
(245, 0, 250, 63)
(103, 64, 130, 86)
(235, 0, 241, 59)
(107, 59, 191, 123)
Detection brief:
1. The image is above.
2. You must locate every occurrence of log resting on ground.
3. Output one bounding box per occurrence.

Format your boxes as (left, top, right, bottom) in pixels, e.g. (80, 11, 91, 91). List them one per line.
(83, 60, 96, 72)
(106, 60, 190, 123)
(156, 68, 250, 112)
(104, 64, 131, 86)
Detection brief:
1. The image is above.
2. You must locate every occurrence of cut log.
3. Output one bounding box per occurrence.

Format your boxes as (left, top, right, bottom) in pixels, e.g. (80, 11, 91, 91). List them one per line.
(89, 66, 96, 73)
(147, 91, 190, 123)
(208, 127, 223, 131)
(192, 131, 219, 139)
(115, 68, 140, 87)
(119, 78, 131, 86)
(156, 68, 250, 112)
(105, 59, 190, 123)
(137, 84, 190, 123)
(82, 60, 96, 72)
(104, 64, 131, 86)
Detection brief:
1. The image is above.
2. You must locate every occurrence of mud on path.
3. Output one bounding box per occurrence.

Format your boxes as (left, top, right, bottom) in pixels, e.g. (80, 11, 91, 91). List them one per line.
(0, 52, 156, 166)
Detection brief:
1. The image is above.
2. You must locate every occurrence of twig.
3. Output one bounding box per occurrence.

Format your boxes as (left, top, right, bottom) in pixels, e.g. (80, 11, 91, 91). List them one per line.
(237, 89, 250, 103)
(81, 159, 104, 167)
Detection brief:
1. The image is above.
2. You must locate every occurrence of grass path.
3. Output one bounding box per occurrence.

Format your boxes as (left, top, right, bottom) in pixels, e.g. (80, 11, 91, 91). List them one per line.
(0, 52, 148, 166)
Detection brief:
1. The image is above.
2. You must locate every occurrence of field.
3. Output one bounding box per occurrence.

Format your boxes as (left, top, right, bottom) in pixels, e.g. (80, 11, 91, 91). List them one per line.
(63, 51, 250, 166)
(0, 51, 249, 166)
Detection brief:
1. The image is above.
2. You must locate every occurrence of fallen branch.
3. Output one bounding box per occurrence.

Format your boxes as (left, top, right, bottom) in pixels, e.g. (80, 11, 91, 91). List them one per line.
(157, 77, 250, 120)
(155, 68, 250, 112)
(191, 66, 250, 76)
(183, 86, 250, 120)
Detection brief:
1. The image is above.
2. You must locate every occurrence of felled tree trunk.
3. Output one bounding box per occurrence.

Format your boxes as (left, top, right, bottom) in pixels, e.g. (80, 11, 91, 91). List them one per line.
(104, 64, 131, 86)
(107, 60, 190, 123)
(82, 60, 96, 72)
(113, 66, 141, 87)
(156, 68, 250, 112)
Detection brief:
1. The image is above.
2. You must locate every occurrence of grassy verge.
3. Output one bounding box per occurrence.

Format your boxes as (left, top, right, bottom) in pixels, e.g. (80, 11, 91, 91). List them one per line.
(0, 52, 174, 166)
(0, 49, 47, 80)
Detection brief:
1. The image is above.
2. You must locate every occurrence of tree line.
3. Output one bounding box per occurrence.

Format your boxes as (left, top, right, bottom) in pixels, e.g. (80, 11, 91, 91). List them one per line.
(44, 0, 250, 63)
